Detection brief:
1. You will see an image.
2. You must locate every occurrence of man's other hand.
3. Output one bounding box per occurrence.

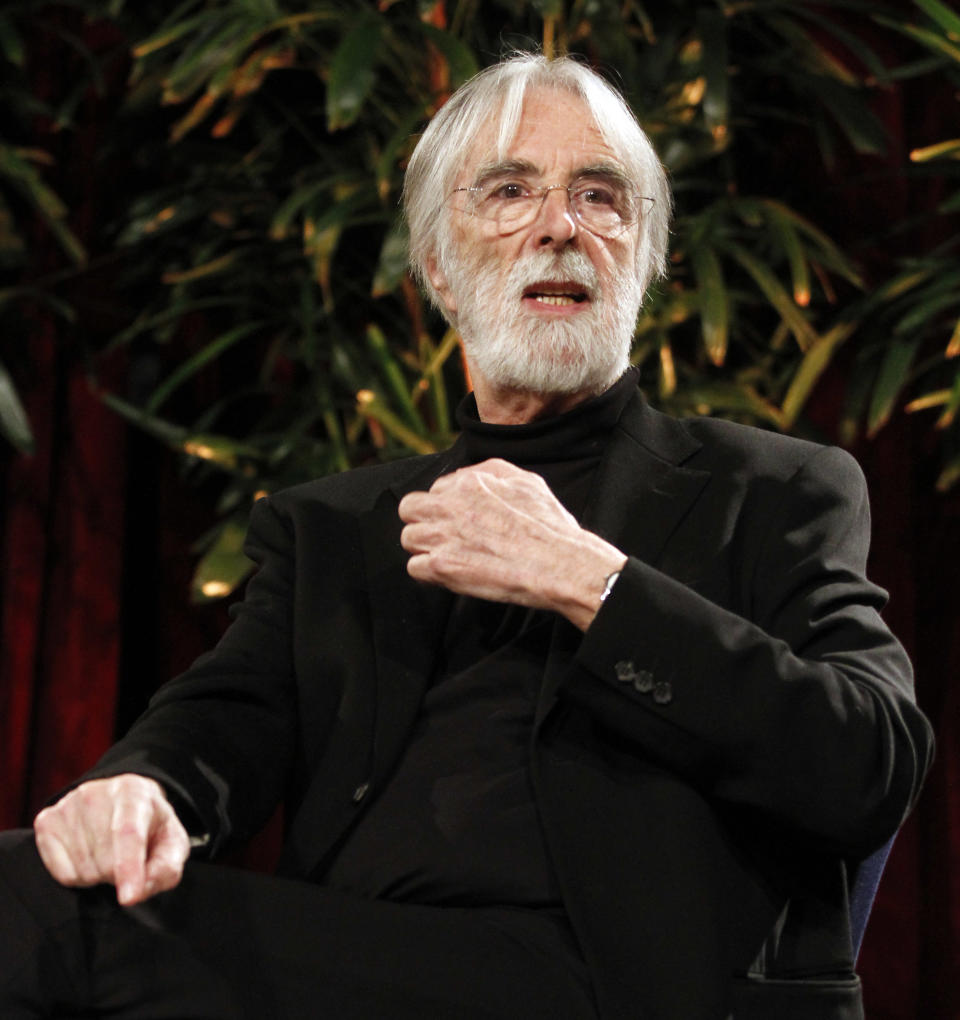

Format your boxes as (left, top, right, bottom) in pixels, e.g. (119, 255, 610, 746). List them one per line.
(399, 458, 626, 630)
(33, 774, 190, 906)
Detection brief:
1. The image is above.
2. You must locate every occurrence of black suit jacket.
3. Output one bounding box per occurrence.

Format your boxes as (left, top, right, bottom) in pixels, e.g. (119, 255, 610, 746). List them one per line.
(90, 392, 933, 1020)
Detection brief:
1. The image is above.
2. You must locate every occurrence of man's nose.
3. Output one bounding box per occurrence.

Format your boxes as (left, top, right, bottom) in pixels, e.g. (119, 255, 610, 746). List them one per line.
(533, 186, 578, 247)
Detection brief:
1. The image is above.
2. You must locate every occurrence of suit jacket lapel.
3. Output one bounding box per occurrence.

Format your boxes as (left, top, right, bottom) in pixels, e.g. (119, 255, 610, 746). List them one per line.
(359, 393, 713, 777)
(583, 391, 709, 562)
(539, 393, 712, 719)
(359, 441, 468, 786)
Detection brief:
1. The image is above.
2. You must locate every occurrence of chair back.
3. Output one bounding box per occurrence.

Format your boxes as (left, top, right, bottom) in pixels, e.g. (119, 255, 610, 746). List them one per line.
(849, 836, 895, 959)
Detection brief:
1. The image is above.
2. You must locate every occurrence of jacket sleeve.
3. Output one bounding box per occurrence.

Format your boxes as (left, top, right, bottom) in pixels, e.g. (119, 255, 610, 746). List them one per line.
(78, 495, 299, 855)
(567, 444, 934, 858)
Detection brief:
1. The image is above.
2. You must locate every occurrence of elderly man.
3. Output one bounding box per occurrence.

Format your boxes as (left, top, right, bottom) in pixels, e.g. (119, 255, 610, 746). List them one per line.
(1, 54, 932, 1020)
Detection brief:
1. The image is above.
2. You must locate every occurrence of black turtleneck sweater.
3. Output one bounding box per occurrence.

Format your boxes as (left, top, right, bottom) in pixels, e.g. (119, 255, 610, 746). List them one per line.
(322, 370, 639, 909)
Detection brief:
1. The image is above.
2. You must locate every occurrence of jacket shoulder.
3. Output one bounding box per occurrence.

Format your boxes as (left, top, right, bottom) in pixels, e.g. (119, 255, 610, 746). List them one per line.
(267, 451, 449, 514)
(652, 404, 864, 488)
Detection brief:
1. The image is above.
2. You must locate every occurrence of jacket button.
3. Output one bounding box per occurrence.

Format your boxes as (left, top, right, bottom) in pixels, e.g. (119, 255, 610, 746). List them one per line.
(633, 670, 654, 694)
(615, 660, 636, 683)
(653, 681, 673, 705)
(352, 782, 370, 803)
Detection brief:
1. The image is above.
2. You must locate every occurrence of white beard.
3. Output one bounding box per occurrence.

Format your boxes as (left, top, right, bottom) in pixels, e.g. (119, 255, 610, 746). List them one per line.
(443, 247, 644, 395)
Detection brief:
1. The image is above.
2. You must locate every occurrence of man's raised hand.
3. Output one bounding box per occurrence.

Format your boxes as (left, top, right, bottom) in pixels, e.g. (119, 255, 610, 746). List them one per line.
(33, 774, 190, 906)
(398, 458, 626, 631)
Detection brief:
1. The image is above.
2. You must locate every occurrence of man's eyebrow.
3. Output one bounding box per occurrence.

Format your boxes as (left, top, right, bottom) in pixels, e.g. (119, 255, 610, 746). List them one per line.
(573, 163, 632, 187)
(470, 159, 631, 189)
(472, 159, 539, 187)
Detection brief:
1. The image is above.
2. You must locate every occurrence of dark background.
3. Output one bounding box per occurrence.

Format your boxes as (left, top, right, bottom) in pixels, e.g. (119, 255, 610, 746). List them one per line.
(1, 4, 957, 1017)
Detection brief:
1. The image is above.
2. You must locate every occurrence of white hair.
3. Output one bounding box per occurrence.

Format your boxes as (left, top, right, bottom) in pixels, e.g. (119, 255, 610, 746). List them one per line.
(403, 52, 671, 316)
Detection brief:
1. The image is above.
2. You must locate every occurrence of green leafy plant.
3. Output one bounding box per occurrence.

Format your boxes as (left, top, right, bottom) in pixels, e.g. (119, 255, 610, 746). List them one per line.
(4, 0, 957, 597)
(848, 0, 960, 490)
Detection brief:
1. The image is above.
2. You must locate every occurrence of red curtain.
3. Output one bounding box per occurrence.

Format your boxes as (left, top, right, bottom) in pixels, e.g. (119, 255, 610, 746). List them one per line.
(1, 9, 956, 1017)
(0, 320, 124, 824)
(853, 424, 960, 1019)
(3, 323, 958, 1017)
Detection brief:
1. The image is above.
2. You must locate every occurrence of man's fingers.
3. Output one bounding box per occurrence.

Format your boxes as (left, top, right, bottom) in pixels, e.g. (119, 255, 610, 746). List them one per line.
(114, 791, 190, 905)
(460, 458, 524, 479)
(34, 790, 111, 887)
(32, 816, 82, 886)
(397, 490, 429, 523)
(111, 796, 153, 904)
(33, 775, 188, 905)
(400, 520, 448, 554)
(431, 459, 521, 487)
(143, 814, 191, 898)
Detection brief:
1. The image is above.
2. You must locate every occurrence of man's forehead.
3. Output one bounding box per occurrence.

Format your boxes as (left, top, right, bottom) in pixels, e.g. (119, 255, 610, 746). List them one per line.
(457, 87, 624, 183)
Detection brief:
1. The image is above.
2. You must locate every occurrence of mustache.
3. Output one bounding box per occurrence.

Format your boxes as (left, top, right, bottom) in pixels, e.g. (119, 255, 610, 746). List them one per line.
(504, 249, 599, 299)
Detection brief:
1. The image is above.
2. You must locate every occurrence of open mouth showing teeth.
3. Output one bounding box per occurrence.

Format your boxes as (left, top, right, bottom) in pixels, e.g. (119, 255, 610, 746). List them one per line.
(525, 290, 588, 306)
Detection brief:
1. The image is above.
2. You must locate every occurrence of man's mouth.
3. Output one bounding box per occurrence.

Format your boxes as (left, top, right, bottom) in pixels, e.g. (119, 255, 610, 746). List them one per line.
(522, 282, 590, 307)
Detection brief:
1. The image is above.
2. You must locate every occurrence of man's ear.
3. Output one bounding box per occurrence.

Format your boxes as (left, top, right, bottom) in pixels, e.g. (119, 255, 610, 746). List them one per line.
(425, 255, 457, 319)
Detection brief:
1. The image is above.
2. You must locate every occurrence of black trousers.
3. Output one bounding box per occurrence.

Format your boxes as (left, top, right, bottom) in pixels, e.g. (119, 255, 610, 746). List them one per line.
(0, 830, 599, 1019)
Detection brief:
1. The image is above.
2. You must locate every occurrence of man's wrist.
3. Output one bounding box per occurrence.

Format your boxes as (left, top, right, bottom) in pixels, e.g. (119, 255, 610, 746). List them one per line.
(555, 542, 628, 632)
(599, 569, 621, 603)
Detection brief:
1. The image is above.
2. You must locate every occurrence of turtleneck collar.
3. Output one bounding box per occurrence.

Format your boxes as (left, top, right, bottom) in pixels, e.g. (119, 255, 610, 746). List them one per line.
(455, 367, 639, 467)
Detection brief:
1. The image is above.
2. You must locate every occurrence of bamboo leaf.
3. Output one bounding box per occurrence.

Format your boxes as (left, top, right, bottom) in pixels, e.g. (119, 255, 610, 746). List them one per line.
(104, 297, 248, 351)
(801, 77, 886, 155)
(759, 198, 863, 286)
(419, 24, 479, 87)
(132, 7, 211, 59)
(905, 389, 951, 413)
(162, 250, 241, 284)
(935, 372, 960, 429)
(866, 337, 922, 436)
(0, 359, 34, 454)
(416, 326, 461, 388)
(838, 359, 875, 445)
(356, 389, 435, 454)
(763, 204, 812, 307)
(893, 281, 960, 335)
(682, 381, 787, 428)
(146, 321, 265, 412)
(875, 15, 960, 64)
(723, 242, 819, 350)
(270, 179, 365, 241)
(375, 110, 426, 200)
(169, 88, 222, 141)
(305, 218, 340, 311)
(910, 138, 960, 161)
(781, 322, 856, 427)
(0, 14, 25, 67)
(689, 245, 729, 366)
(947, 316, 960, 357)
(790, 7, 891, 82)
(938, 190, 960, 213)
(417, 332, 452, 437)
(191, 515, 254, 602)
(182, 432, 261, 469)
(0, 286, 75, 322)
(327, 18, 385, 131)
(366, 324, 425, 436)
(161, 16, 252, 103)
(696, 8, 729, 145)
(532, 0, 564, 17)
(936, 452, 960, 491)
(270, 181, 333, 240)
(870, 267, 932, 302)
(0, 144, 87, 265)
(228, 41, 294, 101)
(371, 222, 409, 298)
(914, 0, 960, 38)
(99, 390, 189, 447)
